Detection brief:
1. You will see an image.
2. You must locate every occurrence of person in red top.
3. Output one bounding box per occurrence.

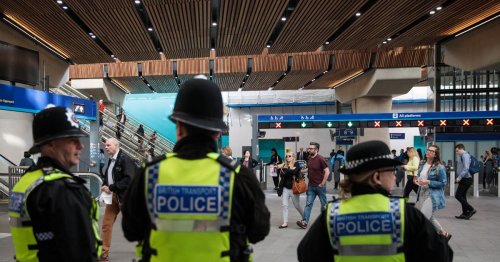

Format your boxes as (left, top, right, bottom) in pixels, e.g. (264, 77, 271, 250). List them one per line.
(297, 142, 329, 229)
(98, 100, 105, 127)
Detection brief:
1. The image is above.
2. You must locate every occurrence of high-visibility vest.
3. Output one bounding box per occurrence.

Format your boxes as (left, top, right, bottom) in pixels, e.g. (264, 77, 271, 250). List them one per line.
(326, 194, 405, 262)
(8, 168, 102, 262)
(144, 153, 240, 262)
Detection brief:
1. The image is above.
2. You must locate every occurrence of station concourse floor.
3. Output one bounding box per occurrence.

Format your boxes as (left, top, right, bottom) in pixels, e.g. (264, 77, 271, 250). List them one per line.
(2, 182, 500, 262)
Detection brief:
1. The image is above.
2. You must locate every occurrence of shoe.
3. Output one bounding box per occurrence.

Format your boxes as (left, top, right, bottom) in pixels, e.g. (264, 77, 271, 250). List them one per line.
(455, 214, 467, 219)
(279, 224, 288, 229)
(296, 220, 307, 229)
(274, 187, 279, 190)
(465, 209, 477, 219)
(99, 256, 109, 262)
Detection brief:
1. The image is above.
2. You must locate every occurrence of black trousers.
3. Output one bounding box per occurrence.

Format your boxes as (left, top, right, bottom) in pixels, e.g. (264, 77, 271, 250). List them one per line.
(272, 176, 279, 188)
(403, 175, 419, 198)
(455, 177, 474, 214)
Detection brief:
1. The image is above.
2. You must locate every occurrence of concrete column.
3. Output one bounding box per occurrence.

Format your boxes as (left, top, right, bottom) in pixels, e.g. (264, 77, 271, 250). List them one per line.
(352, 96, 392, 144)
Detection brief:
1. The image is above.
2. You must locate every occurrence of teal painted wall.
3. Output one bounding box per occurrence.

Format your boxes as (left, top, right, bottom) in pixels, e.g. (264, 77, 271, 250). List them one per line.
(122, 93, 177, 142)
(258, 139, 285, 163)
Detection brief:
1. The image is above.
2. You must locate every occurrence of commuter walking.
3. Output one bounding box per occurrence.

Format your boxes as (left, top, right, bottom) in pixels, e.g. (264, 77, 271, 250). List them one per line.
(19, 151, 35, 167)
(277, 152, 304, 229)
(296, 142, 329, 229)
(454, 144, 477, 219)
(136, 124, 145, 142)
(148, 130, 157, 157)
(100, 138, 135, 261)
(9, 106, 102, 261)
(121, 78, 270, 262)
(266, 148, 283, 190)
(115, 108, 126, 140)
(414, 145, 451, 240)
(297, 140, 453, 262)
(482, 151, 494, 189)
(402, 147, 420, 198)
(240, 149, 258, 168)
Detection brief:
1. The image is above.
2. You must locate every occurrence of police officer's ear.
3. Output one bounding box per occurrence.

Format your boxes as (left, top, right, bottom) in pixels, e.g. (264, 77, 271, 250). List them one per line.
(371, 171, 382, 185)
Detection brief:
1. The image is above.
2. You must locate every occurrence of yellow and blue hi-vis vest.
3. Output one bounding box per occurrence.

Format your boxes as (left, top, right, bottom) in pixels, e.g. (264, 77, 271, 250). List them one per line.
(326, 194, 406, 262)
(144, 152, 241, 262)
(8, 168, 102, 262)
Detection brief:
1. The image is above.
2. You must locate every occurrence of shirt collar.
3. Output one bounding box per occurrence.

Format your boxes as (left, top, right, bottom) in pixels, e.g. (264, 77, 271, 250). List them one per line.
(111, 149, 120, 160)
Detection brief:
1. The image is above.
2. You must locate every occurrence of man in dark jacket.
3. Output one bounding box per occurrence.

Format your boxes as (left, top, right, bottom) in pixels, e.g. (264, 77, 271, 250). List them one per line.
(9, 106, 101, 261)
(121, 78, 270, 261)
(100, 137, 135, 261)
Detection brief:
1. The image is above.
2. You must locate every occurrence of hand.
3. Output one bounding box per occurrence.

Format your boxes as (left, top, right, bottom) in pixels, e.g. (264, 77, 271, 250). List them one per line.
(418, 179, 429, 186)
(101, 186, 111, 193)
(455, 178, 461, 184)
(402, 165, 407, 171)
(319, 182, 325, 187)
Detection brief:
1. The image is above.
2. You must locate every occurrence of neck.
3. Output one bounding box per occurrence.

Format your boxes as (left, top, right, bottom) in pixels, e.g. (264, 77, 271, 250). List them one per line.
(426, 158, 433, 164)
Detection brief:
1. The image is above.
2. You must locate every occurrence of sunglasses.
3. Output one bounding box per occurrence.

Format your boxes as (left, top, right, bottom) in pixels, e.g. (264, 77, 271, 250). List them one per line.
(286, 155, 293, 158)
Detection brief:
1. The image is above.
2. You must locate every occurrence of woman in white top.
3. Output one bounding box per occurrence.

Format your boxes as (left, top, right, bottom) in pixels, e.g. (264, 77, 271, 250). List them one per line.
(403, 147, 420, 199)
(415, 144, 451, 240)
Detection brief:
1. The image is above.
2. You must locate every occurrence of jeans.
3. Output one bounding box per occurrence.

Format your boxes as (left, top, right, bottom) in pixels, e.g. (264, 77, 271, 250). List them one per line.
(455, 177, 474, 214)
(282, 188, 304, 224)
(303, 185, 327, 224)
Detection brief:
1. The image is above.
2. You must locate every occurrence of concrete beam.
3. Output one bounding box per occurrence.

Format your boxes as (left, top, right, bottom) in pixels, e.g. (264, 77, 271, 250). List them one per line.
(335, 68, 421, 103)
(71, 79, 126, 106)
(443, 19, 500, 71)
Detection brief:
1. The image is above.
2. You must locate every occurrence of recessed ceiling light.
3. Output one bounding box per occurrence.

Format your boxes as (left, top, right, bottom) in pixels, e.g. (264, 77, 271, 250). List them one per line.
(383, 41, 387, 44)
(57, 1, 63, 4)
(135, 0, 140, 4)
(159, 51, 163, 55)
(276, 81, 279, 83)
(430, 10, 436, 15)
(266, 45, 271, 48)
(325, 41, 330, 45)
(242, 81, 245, 84)
(281, 17, 286, 21)
(148, 27, 153, 31)
(436, 6, 442, 11)
(355, 12, 361, 17)
(387, 38, 392, 41)
(212, 22, 217, 26)
(91, 35, 96, 39)
(89, 32, 93, 36)
(324, 71, 328, 73)
(211, 48, 215, 51)
(62, 6, 68, 10)
(312, 79, 316, 81)
(246, 74, 249, 77)
(111, 54, 115, 58)
(113, 57, 117, 60)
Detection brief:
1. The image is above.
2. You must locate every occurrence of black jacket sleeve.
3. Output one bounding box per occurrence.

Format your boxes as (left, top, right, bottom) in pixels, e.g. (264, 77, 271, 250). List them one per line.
(122, 167, 150, 242)
(297, 204, 453, 262)
(109, 152, 135, 196)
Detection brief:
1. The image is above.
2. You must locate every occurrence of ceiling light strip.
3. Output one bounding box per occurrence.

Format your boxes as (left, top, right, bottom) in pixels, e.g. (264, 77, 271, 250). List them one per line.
(331, 70, 364, 89)
(454, 14, 500, 37)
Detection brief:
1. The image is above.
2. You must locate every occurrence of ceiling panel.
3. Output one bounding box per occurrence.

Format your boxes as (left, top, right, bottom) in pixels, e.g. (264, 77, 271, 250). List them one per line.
(214, 73, 246, 91)
(270, 0, 367, 53)
(113, 77, 153, 93)
(273, 71, 322, 90)
(0, 0, 113, 63)
(144, 75, 179, 93)
(244, 71, 284, 91)
(145, 0, 211, 59)
(306, 68, 363, 89)
(65, 0, 160, 61)
(216, 0, 288, 56)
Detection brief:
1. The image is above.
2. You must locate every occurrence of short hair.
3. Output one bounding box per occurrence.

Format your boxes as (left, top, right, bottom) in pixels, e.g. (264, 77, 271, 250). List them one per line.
(106, 137, 120, 147)
(310, 142, 320, 150)
(222, 146, 232, 156)
(455, 144, 465, 150)
(24, 151, 31, 158)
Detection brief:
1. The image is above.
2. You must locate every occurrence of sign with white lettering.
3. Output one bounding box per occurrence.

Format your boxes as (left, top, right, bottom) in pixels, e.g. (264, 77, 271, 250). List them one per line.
(155, 185, 220, 214)
(9, 192, 25, 213)
(335, 212, 393, 236)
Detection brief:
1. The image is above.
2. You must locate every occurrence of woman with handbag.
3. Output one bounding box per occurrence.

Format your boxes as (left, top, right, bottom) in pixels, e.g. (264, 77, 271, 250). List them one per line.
(277, 152, 304, 229)
(415, 144, 451, 240)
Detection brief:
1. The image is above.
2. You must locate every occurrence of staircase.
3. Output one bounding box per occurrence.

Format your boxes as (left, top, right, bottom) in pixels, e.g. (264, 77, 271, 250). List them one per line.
(52, 84, 175, 164)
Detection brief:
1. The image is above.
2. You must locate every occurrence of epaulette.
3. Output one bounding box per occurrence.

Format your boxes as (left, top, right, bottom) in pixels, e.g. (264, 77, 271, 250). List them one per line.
(145, 154, 167, 167)
(41, 166, 56, 175)
(215, 155, 239, 171)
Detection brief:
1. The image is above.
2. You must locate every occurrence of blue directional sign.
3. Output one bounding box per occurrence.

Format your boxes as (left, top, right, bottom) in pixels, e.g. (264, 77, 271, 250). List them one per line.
(390, 133, 405, 140)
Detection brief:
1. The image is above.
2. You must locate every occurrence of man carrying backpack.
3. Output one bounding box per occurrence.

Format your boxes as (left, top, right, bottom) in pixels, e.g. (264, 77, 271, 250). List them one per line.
(454, 144, 477, 220)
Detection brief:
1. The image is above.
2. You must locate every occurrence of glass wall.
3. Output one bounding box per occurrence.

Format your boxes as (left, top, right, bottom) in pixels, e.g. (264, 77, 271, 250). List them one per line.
(438, 66, 499, 112)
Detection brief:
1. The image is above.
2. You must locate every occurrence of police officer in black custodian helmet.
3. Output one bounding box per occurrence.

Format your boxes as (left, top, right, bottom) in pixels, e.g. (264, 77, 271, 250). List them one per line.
(9, 106, 102, 262)
(122, 77, 270, 262)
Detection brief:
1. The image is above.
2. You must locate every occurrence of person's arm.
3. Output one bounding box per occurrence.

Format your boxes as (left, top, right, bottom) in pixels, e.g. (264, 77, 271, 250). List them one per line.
(320, 158, 329, 186)
(297, 210, 334, 262)
(404, 205, 453, 262)
(276, 155, 283, 165)
(251, 158, 259, 168)
(406, 157, 419, 172)
(457, 154, 470, 179)
(428, 165, 447, 189)
(109, 154, 135, 193)
(122, 168, 150, 241)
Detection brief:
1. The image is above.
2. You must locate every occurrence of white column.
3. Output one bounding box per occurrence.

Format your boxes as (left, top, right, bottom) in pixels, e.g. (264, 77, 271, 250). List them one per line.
(473, 173, 479, 197)
(449, 169, 455, 197)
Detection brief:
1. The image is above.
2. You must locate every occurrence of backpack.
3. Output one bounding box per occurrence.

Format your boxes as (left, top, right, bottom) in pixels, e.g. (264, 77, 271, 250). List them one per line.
(468, 155, 480, 175)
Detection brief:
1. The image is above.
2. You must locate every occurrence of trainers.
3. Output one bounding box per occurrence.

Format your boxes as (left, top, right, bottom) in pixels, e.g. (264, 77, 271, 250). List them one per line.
(455, 214, 467, 219)
(465, 209, 477, 219)
(296, 220, 307, 229)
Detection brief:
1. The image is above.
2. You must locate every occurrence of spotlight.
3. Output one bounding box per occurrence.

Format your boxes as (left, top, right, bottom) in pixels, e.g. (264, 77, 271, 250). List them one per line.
(62, 6, 68, 10)
(281, 17, 286, 21)
(325, 41, 329, 45)
(135, 0, 140, 4)
(430, 10, 436, 15)
(266, 45, 271, 48)
(91, 35, 96, 39)
(355, 12, 361, 17)
(436, 6, 442, 11)
(212, 22, 217, 26)
(148, 27, 153, 31)
(57, 1, 63, 4)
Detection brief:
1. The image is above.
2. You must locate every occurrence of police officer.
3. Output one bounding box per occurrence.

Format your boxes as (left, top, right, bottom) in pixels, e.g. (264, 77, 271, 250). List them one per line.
(9, 106, 102, 261)
(122, 78, 270, 262)
(297, 140, 453, 262)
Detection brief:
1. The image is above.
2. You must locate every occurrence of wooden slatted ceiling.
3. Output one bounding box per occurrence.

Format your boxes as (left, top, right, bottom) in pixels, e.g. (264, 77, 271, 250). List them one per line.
(145, 0, 211, 59)
(0, 0, 113, 63)
(214, 73, 246, 91)
(216, 0, 288, 56)
(307, 68, 364, 89)
(113, 77, 152, 93)
(178, 74, 210, 85)
(177, 59, 210, 75)
(253, 55, 288, 72)
(215, 57, 247, 73)
(65, 0, 160, 62)
(375, 47, 431, 68)
(244, 72, 285, 91)
(142, 60, 173, 76)
(108, 62, 139, 78)
(273, 71, 321, 90)
(333, 51, 371, 70)
(327, 0, 446, 50)
(389, 0, 500, 47)
(273, 53, 328, 90)
(144, 76, 179, 93)
(69, 64, 104, 79)
(270, 0, 367, 54)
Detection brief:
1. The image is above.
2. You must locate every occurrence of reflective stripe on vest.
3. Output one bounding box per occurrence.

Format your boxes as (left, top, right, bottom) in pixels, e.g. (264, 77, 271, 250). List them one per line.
(326, 194, 405, 262)
(144, 153, 237, 262)
(8, 169, 102, 262)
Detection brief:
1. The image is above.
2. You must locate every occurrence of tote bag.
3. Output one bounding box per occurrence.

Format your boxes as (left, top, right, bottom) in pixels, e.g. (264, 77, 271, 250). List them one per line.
(292, 177, 308, 194)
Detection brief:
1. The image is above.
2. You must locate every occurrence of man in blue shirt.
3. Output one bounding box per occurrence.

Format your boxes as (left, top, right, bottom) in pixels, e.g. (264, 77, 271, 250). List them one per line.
(454, 144, 477, 219)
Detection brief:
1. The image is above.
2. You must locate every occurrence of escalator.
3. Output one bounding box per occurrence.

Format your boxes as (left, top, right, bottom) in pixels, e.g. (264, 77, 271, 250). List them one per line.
(0, 153, 16, 197)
